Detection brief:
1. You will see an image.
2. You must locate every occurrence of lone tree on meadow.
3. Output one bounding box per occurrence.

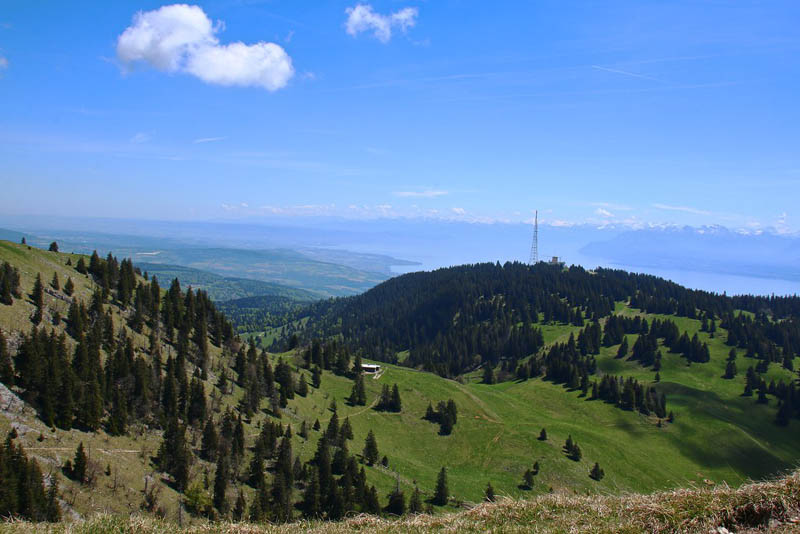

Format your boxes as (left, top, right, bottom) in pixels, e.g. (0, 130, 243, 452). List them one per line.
(363, 429, 379, 466)
(48, 242, 59, 252)
(433, 467, 449, 506)
(522, 469, 535, 489)
(590, 462, 605, 481)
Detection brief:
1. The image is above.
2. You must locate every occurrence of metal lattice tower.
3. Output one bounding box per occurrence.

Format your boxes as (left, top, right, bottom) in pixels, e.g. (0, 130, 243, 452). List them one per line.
(529, 210, 538, 264)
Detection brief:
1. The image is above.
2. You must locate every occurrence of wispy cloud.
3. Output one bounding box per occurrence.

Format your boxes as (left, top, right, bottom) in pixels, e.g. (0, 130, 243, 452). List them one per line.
(345, 4, 418, 43)
(393, 190, 448, 198)
(130, 132, 151, 144)
(652, 203, 711, 216)
(193, 136, 226, 144)
(0, 56, 8, 71)
(588, 201, 634, 212)
(591, 65, 662, 82)
(594, 207, 614, 218)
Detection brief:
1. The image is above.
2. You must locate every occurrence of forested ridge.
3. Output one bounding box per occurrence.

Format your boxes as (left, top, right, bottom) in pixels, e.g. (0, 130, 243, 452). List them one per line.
(279, 262, 800, 424)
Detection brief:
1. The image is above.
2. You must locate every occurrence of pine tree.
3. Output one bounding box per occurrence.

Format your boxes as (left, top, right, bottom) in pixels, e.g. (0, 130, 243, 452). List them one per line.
(45, 472, 61, 522)
(538, 428, 547, 441)
(385, 484, 406, 516)
(390, 383, 402, 412)
(32, 273, 44, 325)
(408, 486, 423, 514)
(213, 451, 229, 515)
(617, 336, 629, 358)
(302, 468, 321, 518)
(50, 272, 60, 291)
(312, 366, 321, 388)
(483, 364, 495, 384)
(63, 277, 74, 297)
(71, 442, 88, 483)
(433, 467, 448, 506)
(522, 469, 534, 489)
(297, 374, 309, 397)
(48, 242, 59, 252)
(363, 429, 379, 466)
(589, 462, 605, 480)
(724, 360, 737, 379)
(0, 329, 13, 385)
(201, 418, 218, 461)
(233, 490, 247, 521)
(484, 481, 495, 502)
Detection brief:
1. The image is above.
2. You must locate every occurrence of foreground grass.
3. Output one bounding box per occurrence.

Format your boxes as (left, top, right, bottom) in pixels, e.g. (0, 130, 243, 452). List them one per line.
(4, 470, 800, 533)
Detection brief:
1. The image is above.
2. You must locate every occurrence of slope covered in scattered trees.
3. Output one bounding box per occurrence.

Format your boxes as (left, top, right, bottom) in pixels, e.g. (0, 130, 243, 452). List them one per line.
(0, 241, 798, 528)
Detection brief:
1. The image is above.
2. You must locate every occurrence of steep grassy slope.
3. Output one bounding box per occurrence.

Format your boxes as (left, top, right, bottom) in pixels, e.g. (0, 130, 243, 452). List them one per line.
(7, 470, 800, 533)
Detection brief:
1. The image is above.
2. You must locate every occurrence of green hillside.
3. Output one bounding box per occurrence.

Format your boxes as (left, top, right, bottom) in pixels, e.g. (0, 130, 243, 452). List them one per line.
(131, 247, 386, 297)
(136, 262, 318, 302)
(0, 242, 798, 529)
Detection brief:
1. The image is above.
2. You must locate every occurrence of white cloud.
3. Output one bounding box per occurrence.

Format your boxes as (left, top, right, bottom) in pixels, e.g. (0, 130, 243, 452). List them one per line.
(345, 4, 418, 43)
(0, 56, 8, 71)
(652, 203, 711, 216)
(594, 207, 614, 218)
(117, 4, 294, 91)
(393, 190, 447, 198)
(451, 207, 466, 215)
(193, 136, 226, 144)
(130, 132, 151, 144)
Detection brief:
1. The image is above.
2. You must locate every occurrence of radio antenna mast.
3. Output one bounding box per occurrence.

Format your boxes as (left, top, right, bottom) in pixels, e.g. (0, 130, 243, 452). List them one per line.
(529, 210, 538, 264)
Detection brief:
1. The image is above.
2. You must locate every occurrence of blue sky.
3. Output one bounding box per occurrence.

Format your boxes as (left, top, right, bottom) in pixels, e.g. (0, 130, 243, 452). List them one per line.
(1, 1, 799, 232)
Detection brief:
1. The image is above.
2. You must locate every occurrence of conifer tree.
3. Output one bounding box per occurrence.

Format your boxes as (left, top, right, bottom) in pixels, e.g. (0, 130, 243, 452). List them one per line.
(63, 277, 74, 296)
(312, 366, 321, 388)
(32, 273, 44, 325)
(617, 336, 629, 358)
(385, 485, 406, 516)
(339, 417, 354, 443)
(201, 418, 218, 461)
(724, 360, 737, 379)
(0, 330, 13, 385)
(48, 242, 59, 252)
(484, 481, 495, 502)
(433, 467, 448, 506)
(590, 462, 605, 480)
(302, 468, 321, 518)
(391, 383, 402, 412)
(483, 364, 495, 384)
(50, 272, 60, 291)
(213, 451, 229, 515)
(363, 429, 379, 466)
(349, 373, 366, 405)
(297, 374, 309, 397)
(408, 486, 423, 514)
(233, 490, 247, 521)
(522, 469, 534, 489)
(71, 442, 88, 484)
(45, 473, 61, 522)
